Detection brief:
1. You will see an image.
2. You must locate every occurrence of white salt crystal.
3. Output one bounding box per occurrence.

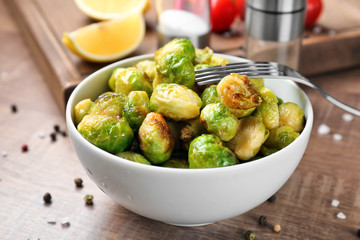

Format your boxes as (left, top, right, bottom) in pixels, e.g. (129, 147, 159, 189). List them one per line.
(61, 217, 70, 226)
(342, 113, 353, 122)
(46, 217, 56, 224)
(333, 133, 342, 141)
(317, 124, 330, 135)
(2, 151, 7, 157)
(38, 131, 46, 139)
(331, 199, 340, 207)
(1, 71, 8, 79)
(336, 212, 346, 219)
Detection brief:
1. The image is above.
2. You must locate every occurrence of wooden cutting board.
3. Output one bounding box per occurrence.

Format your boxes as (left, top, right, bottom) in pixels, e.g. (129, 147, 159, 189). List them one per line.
(5, 0, 360, 113)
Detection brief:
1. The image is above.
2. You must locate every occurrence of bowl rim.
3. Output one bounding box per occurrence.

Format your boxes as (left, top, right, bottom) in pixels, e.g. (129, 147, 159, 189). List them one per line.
(66, 53, 314, 175)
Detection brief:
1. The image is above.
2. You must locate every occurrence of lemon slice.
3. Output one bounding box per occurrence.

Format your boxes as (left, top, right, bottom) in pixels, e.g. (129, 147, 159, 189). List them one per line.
(75, 0, 151, 21)
(62, 13, 145, 62)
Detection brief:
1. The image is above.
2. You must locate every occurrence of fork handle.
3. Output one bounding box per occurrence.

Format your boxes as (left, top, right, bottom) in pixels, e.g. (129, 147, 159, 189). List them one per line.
(256, 75, 360, 117)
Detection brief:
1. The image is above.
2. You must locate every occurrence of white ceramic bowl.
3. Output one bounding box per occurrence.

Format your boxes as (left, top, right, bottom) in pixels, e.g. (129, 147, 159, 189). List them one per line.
(66, 54, 313, 227)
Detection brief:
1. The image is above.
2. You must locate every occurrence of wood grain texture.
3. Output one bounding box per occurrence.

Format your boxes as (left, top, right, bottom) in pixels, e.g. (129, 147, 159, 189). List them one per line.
(1, 0, 360, 239)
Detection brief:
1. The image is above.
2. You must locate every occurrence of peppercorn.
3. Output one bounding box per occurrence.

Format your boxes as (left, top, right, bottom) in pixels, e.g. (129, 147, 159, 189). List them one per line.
(267, 194, 276, 203)
(357, 229, 360, 238)
(50, 132, 57, 142)
(54, 125, 60, 132)
(258, 215, 267, 226)
(273, 224, 281, 233)
(84, 194, 94, 205)
(43, 192, 52, 204)
(11, 104, 17, 113)
(61, 131, 67, 137)
(21, 144, 28, 152)
(74, 178, 83, 188)
(245, 230, 256, 240)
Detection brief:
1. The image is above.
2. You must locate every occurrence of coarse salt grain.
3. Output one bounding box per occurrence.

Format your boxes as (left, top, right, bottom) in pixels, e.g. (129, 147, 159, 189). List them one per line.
(1, 71, 8, 79)
(333, 133, 342, 141)
(46, 217, 56, 224)
(342, 113, 353, 122)
(61, 217, 70, 226)
(337, 212, 346, 219)
(2, 151, 7, 157)
(38, 131, 46, 139)
(331, 199, 340, 207)
(318, 124, 330, 135)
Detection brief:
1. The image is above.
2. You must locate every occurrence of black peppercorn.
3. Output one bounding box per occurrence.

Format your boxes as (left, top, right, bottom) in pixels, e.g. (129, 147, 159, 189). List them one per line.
(357, 229, 360, 238)
(50, 133, 57, 142)
(43, 192, 52, 204)
(74, 178, 83, 188)
(267, 194, 276, 203)
(245, 230, 256, 240)
(258, 215, 267, 226)
(61, 131, 67, 137)
(54, 125, 60, 132)
(11, 104, 17, 113)
(84, 194, 94, 205)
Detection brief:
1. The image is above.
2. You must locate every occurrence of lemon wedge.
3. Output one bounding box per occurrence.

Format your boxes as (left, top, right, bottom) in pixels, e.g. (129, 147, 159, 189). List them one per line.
(62, 13, 145, 62)
(74, 0, 151, 21)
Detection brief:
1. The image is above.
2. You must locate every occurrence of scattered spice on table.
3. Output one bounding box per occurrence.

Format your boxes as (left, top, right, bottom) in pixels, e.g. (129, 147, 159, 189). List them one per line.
(331, 199, 340, 207)
(267, 194, 276, 203)
(317, 124, 331, 135)
(21, 144, 28, 153)
(74, 177, 83, 188)
(273, 224, 281, 233)
(43, 192, 52, 204)
(2, 150, 8, 157)
(336, 212, 346, 220)
(258, 215, 267, 226)
(50, 132, 57, 142)
(84, 194, 94, 205)
(342, 113, 354, 122)
(333, 133, 342, 141)
(38, 131, 46, 139)
(10, 104, 17, 113)
(54, 124, 60, 133)
(61, 131, 67, 137)
(46, 217, 56, 224)
(61, 217, 70, 227)
(244, 230, 256, 240)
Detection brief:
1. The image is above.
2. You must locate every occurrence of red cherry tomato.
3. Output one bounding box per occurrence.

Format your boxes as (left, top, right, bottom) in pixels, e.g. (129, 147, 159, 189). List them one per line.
(305, 0, 323, 28)
(235, 0, 246, 21)
(210, 0, 237, 32)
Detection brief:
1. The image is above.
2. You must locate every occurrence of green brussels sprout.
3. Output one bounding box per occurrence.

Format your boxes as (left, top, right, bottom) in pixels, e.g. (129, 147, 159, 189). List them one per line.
(108, 68, 125, 91)
(116, 151, 151, 165)
(194, 47, 213, 65)
(279, 102, 305, 133)
(166, 120, 183, 151)
(180, 118, 207, 150)
(135, 60, 156, 83)
(201, 85, 220, 108)
(78, 115, 134, 154)
(154, 38, 196, 64)
(217, 73, 262, 118)
(74, 98, 93, 126)
(114, 67, 152, 96)
(153, 51, 195, 89)
(260, 145, 279, 157)
(263, 126, 299, 150)
(149, 83, 202, 121)
(89, 92, 127, 116)
(138, 112, 175, 164)
(253, 88, 280, 130)
(200, 103, 238, 141)
(209, 55, 229, 66)
(161, 156, 189, 168)
(189, 134, 238, 168)
(122, 91, 150, 132)
(226, 116, 269, 161)
(249, 78, 264, 91)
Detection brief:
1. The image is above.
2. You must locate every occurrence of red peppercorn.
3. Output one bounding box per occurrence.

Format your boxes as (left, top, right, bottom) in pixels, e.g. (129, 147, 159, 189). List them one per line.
(21, 144, 28, 152)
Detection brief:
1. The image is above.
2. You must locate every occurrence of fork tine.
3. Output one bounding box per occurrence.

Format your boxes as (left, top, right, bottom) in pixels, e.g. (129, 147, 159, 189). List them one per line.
(194, 61, 277, 73)
(196, 72, 282, 85)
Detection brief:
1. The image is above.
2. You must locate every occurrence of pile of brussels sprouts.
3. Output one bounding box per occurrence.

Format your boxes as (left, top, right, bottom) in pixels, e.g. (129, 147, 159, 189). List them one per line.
(74, 38, 305, 169)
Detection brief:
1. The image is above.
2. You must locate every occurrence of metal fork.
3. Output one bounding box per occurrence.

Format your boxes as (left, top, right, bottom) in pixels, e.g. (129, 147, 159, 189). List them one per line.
(195, 61, 360, 117)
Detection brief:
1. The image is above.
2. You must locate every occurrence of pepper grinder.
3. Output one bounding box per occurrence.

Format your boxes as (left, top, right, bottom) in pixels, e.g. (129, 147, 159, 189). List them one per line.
(245, 0, 306, 70)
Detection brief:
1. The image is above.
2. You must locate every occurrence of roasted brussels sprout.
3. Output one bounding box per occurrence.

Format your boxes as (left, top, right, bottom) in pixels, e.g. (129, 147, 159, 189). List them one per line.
(279, 102, 305, 133)
(200, 103, 238, 141)
(263, 126, 299, 151)
(249, 78, 264, 91)
(161, 156, 189, 168)
(189, 134, 237, 168)
(135, 60, 156, 83)
(114, 67, 152, 96)
(108, 68, 125, 91)
(89, 92, 127, 117)
(217, 73, 262, 118)
(122, 91, 150, 132)
(149, 83, 202, 121)
(77, 115, 134, 154)
(194, 47, 213, 65)
(252, 88, 280, 130)
(153, 51, 195, 89)
(154, 38, 196, 64)
(138, 112, 175, 164)
(226, 116, 269, 161)
(74, 98, 93, 126)
(201, 85, 220, 108)
(116, 151, 151, 165)
(180, 117, 207, 150)
(209, 55, 229, 66)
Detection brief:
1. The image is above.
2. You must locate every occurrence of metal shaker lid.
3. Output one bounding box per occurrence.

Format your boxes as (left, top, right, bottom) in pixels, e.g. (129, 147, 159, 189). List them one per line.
(247, 0, 306, 13)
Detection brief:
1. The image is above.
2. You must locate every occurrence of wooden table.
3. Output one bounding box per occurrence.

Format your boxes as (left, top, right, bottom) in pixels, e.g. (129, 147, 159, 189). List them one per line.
(1, 0, 360, 239)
